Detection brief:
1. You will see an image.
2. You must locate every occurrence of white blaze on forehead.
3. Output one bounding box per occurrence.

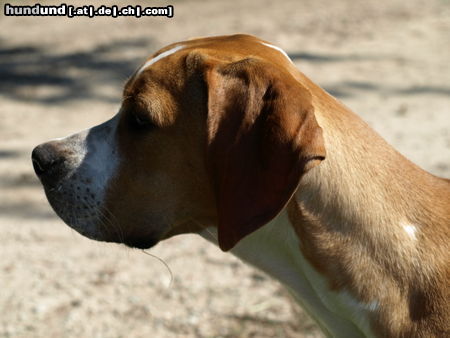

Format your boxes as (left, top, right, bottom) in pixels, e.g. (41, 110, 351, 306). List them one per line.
(137, 45, 184, 75)
(261, 42, 294, 64)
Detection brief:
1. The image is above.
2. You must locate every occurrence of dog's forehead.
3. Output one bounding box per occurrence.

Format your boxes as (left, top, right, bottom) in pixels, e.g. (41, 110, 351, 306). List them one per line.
(127, 34, 294, 93)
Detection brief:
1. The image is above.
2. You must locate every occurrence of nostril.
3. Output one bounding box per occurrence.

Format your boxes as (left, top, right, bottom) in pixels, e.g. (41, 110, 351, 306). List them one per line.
(31, 145, 63, 177)
(32, 157, 47, 176)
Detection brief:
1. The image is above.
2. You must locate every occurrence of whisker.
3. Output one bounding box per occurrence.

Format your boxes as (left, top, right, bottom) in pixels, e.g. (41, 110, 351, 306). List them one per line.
(204, 227, 218, 241)
(141, 250, 174, 288)
(99, 204, 125, 243)
(98, 207, 123, 242)
(81, 194, 125, 243)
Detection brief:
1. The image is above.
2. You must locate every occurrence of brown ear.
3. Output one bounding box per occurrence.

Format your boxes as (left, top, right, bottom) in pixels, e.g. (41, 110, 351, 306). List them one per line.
(206, 58, 325, 251)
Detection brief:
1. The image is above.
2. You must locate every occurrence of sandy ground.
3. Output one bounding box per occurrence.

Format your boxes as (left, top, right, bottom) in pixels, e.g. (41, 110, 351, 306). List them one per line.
(0, 0, 449, 337)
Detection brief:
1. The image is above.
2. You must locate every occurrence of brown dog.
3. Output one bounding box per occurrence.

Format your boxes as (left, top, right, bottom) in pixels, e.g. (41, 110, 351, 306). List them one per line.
(32, 34, 449, 337)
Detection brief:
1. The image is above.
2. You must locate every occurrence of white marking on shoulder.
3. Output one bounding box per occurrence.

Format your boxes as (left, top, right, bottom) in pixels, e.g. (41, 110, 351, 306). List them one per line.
(137, 45, 184, 75)
(402, 223, 417, 240)
(261, 42, 294, 64)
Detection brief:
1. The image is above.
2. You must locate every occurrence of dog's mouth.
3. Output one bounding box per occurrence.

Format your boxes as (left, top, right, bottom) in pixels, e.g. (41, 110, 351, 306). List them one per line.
(45, 184, 163, 249)
(122, 235, 161, 249)
(31, 148, 174, 256)
(43, 183, 105, 240)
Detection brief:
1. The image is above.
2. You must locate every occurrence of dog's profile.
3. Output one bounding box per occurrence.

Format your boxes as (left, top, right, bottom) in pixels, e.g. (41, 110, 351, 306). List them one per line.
(32, 34, 449, 337)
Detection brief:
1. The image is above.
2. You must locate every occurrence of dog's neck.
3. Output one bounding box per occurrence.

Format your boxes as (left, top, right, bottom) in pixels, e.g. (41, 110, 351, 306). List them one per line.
(291, 96, 449, 335)
(300, 78, 450, 235)
(201, 96, 449, 336)
(304, 93, 450, 272)
(201, 210, 377, 337)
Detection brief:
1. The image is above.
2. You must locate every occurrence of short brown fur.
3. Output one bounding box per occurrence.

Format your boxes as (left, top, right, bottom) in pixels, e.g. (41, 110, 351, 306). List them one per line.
(104, 35, 449, 336)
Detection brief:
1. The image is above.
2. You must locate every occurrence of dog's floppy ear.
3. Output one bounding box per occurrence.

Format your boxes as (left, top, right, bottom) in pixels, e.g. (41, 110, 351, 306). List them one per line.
(205, 58, 326, 251)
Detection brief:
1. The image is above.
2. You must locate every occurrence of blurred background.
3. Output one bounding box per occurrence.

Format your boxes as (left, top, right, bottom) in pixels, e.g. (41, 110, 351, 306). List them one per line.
(0, 0, 449, 337)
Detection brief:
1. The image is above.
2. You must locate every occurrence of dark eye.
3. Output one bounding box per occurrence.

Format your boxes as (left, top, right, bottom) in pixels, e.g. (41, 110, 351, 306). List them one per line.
(135, 114, 148, 126)
(131, 112, 154, 130)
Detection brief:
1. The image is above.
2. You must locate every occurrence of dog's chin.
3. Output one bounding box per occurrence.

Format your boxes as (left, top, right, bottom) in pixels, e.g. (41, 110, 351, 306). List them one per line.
(122, 236, 161, 249)
(43, 185, 163, 250)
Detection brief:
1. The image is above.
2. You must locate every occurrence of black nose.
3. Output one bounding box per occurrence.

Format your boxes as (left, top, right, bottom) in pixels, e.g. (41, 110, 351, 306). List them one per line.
(31, 144, 66, 183)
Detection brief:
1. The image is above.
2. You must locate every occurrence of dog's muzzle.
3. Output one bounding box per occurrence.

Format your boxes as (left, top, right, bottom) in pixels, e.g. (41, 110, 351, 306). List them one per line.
(32, 142, 70, 189)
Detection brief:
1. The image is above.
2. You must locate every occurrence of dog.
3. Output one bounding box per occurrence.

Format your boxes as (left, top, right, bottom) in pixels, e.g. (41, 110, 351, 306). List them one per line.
(32, 34, 449, 337)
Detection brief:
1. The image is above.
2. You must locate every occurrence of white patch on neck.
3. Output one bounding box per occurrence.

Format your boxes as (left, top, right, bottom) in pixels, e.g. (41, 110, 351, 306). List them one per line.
(340, 290, 379, 312)
(137, 45, 184, 75)
(261, 42, 294, 64)
(402, 223, 417, 240)
(365, 300, 379, 312)
(199, 211, 376, 337)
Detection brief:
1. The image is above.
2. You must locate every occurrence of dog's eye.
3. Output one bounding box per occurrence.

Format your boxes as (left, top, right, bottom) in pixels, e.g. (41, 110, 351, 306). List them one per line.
(131, 112, 154, 130)
(135, 115, 148, 126)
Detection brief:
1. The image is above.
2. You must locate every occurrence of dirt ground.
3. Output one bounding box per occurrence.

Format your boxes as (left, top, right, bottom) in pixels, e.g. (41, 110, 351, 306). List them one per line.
(0, 0, 449, 337)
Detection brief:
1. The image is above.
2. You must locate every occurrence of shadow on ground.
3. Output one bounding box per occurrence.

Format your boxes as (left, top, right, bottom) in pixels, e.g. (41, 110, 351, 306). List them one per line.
(0, 149, 21, 159)
(0, 37, 156, 104)
(288, 52, 450, 98)
(0, 169, 53, 219)
(1, 43, 449, 104)
(323, 80, 450, 99)
(0, 200, 56, 219)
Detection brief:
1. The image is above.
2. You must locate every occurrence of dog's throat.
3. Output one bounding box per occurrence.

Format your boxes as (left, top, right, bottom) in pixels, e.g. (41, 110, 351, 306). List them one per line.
(199, 209, 376, 337)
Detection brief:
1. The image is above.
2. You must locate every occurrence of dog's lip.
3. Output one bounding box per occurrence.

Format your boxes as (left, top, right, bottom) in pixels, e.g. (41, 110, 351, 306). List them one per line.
(121, 235, 161, 249)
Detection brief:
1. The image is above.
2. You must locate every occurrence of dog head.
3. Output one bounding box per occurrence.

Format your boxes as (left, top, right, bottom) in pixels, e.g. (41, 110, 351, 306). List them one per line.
(32, 34, 325, 251)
